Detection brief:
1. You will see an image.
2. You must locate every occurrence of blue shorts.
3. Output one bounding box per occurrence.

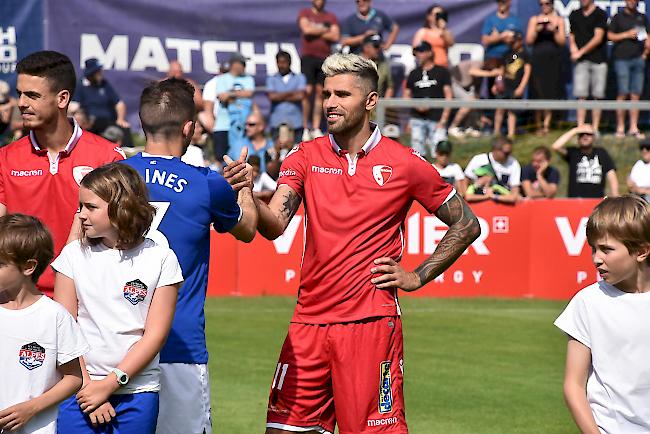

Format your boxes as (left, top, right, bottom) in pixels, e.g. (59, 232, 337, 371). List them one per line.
(614, 57, 645, 96)
(57, 392, 159, 434)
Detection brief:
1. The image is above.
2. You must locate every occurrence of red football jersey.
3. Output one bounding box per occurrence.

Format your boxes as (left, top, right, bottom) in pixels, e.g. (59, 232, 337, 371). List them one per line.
(0, 119, 125, 295)
(278, 127, 453, 324)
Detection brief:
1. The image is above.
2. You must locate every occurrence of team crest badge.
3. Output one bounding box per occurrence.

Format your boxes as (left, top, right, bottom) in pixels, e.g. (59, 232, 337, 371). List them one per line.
(123, 279, 148, 305)
(19, 342, 46, 370)
(373, 165, 393, 186)
(73, 165, 94, 186)
(378, 361, 393, 413)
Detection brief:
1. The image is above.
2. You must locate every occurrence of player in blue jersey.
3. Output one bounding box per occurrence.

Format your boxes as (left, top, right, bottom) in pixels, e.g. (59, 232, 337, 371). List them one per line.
(123, 78, 257, 434)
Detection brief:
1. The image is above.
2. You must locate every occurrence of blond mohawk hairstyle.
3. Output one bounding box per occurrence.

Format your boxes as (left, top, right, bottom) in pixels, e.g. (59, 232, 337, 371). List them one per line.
(321, 53, 379, 94)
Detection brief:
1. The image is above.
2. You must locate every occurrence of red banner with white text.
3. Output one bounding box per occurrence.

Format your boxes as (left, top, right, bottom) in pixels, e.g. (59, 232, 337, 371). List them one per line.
(207, 199, 601, 299)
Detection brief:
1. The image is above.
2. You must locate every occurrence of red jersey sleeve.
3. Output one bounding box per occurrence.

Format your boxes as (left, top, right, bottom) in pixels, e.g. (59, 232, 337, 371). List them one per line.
(277, 144, 308, 197)
(109, 145, 126, 161)
(0, 150, 5, 205)
(408, 149, 453, 214)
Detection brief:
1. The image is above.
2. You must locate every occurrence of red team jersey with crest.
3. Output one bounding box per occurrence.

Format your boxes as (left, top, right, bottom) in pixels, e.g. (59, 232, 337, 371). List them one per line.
(0, 120, 125, 295)
(277, 127, 453, 324)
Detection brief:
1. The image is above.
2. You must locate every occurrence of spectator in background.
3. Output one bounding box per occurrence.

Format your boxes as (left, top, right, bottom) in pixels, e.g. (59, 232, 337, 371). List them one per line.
(465, 165, 518, 204)
(181, 120, 208, 168)
(569, 0, 608, 133)
(202, 53, 254, 167)
(267, 50, 306, 142)
(433, 140, 467, 196)
(230, 111, 273, 175)
(249, 154, 277, 202)
(526, 0, 566, 136)
(266, 123, 295, 179)
(447, 60, 483, 139)
(404, 41, 451, 158)
(340, 0, 399, 54)
(412, 4, 454, 68)
(521, 146, 560, 198)
(101, 125, 124, 147)
(360, 34, 393, 97)
(465, 137, 521, 198)
(627, 139, 650, 201)
(297, 0, 339, 141)
(166, 59, 204, 111)
(481, 0, 522, 78)
(69, 106, 92, 132)
(0, 80, 22, 143)
(74, 58, 130, 135)
(552, 124, 618, 198)
(608, 0, 650, 139)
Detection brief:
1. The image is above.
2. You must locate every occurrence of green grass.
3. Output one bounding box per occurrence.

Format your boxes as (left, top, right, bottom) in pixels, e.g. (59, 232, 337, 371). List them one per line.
(207, 296, 576, 433)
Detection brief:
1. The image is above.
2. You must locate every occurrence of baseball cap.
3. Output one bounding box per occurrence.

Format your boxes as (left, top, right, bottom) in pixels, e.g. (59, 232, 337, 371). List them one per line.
(640, 138, 650, 149)
(229, 53, 248, 66)
(436, 140, 452, 154)
(83, 58, 102, 77)
(474, 165, 495, 177)
(363, 33, 383, 47)
(413, 41, 433, 52)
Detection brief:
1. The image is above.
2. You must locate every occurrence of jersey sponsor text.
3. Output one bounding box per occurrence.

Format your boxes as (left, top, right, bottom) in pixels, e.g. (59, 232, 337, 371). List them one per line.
(144, 168, 188, 193)
(311, 165, 343, 175)
(10, 169, 43, 177)
(367, 417, 398, 427)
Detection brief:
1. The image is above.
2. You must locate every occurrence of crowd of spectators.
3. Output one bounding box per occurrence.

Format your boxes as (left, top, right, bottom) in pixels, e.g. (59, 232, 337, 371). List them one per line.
(1, 0, 649, 202)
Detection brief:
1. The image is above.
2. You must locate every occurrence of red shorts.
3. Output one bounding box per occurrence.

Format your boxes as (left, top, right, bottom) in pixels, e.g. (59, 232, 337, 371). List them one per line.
(266, 317, 408, 434)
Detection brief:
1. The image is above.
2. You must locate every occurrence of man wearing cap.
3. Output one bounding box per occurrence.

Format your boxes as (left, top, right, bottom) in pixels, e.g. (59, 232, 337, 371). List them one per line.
(360, 34, 393, 98)
(465, 164, 516, 203)
(404, 41, 452, 158)
(433, 140, 467, 196)
(340, 0, 399, 54)
(0, 51, 124, 297)
(552, 124, 618, 198)
(202, 53, 254, 168)
(74, 57, 130, 135)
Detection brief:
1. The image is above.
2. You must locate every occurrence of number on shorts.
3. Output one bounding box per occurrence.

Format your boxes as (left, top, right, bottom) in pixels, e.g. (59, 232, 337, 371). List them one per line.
(272, 363, 289, 390)
(148, 202, 170, 248)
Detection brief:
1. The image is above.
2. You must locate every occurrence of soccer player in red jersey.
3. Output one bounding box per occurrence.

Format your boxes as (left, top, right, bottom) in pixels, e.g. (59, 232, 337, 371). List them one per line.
(0, 51, 125, 297)
(226, 53, 480, 434)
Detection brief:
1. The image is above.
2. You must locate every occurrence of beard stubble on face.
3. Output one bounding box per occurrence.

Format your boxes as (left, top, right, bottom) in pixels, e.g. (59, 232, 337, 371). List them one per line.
(327, 97, 368, 135)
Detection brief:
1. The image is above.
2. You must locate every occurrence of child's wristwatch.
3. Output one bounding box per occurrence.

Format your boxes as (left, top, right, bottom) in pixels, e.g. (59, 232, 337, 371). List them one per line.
(112, 368, 130, 386)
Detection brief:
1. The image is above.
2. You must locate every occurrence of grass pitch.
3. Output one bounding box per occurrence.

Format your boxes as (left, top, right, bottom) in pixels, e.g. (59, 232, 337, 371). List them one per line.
(206, 297, 576, 433)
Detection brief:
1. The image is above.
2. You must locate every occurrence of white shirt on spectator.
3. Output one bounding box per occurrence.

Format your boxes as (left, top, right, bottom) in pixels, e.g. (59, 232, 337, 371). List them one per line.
(51, 239, 183, 394)
(434, 163, 465, 184)
(253, 172, 277, 192)
(629, 159, 650, 189)
(0, 296, 89, 434)
(555, 281, 650, 434)
(181, 144, 205, 167)
(464, 152, 521, 187)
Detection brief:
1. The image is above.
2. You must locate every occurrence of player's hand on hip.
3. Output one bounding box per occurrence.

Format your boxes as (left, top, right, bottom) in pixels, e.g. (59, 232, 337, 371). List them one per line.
(223, 147, 253, 192)
(76, 379, 114, 414)
(0, 400, 38, 432)
(371, 257, 422, 292)
(88, 402, 117, 427)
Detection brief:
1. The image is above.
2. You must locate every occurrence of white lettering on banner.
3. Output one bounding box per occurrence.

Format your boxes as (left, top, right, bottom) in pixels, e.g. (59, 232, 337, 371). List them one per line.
(453, 271, 463, 283)
(166, 38, 200, 72)
(80, 34, 129, 70)
(555, 217, 588, 256)
(0, 27, 17, 73)
(285, 269, 296, 282)
(421, 216, 489, 255)
(131, 36, 169, 72)
(273, 215, 302, 254)
(434, 274, 444, 283)
(202, 41, 237, 73)
(407, 213, 420, 254)
(432, 270, 484, 285)
(472, 270, 483, 283)
(577, 271, 588, 284)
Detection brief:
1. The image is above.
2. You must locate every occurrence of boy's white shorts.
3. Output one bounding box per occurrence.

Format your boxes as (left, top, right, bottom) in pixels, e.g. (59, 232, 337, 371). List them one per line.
(156, 363, 212, 434)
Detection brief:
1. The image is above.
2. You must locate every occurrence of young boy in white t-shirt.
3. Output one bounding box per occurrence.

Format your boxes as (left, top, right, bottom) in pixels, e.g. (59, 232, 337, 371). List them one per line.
(555, 195, 650, 433)
(0, 214, 88, 434)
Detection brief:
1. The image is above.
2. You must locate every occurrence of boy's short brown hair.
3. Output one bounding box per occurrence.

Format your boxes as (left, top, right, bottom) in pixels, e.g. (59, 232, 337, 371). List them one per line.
(0, 214, 54, 282)
(586, 195, 650, 258)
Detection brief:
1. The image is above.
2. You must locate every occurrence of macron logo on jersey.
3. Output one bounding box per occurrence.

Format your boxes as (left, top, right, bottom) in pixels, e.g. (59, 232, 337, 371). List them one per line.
(11, 169, 43, 177)
(311, 165, 343, 175)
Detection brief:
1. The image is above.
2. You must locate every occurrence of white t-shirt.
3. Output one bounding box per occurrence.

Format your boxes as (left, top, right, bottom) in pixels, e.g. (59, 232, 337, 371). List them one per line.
(51, 239, 183, 394)
(181, 144, 206, 167)
(253, 172, 277, 192)
(434, 162, 465, 186)
(464, 152, 521, 187)
(629, 159, 650, 189)
(0, 296, 88, 434)
(555, 281, 650, 433)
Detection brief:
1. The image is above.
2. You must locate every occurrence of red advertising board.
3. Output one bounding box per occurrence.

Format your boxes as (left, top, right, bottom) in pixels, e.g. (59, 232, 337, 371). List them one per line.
(207, 199, 600, 299)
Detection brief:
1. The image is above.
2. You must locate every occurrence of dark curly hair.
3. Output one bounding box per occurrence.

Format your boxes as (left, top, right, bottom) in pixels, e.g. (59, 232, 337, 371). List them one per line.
(80, 163, 156, 250)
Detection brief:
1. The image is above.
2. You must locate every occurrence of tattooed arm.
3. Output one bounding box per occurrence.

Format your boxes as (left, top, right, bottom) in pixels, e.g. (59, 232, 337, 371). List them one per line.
(256, 185, 302, 240)
(371, 193, 481, 291)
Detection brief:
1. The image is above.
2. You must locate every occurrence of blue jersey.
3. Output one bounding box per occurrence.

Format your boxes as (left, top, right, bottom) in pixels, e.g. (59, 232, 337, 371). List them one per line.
(123, 153, 241, 364)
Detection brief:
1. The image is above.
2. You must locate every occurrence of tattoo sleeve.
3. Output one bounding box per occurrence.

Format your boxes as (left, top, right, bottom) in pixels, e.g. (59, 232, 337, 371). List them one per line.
(257, 186, 302, 240)
(414, 194, 481, 286)
(279, 189, 301, 222)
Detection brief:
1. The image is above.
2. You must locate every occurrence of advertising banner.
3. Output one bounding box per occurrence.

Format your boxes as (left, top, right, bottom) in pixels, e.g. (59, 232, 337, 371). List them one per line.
(207, 199, 600, 300)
